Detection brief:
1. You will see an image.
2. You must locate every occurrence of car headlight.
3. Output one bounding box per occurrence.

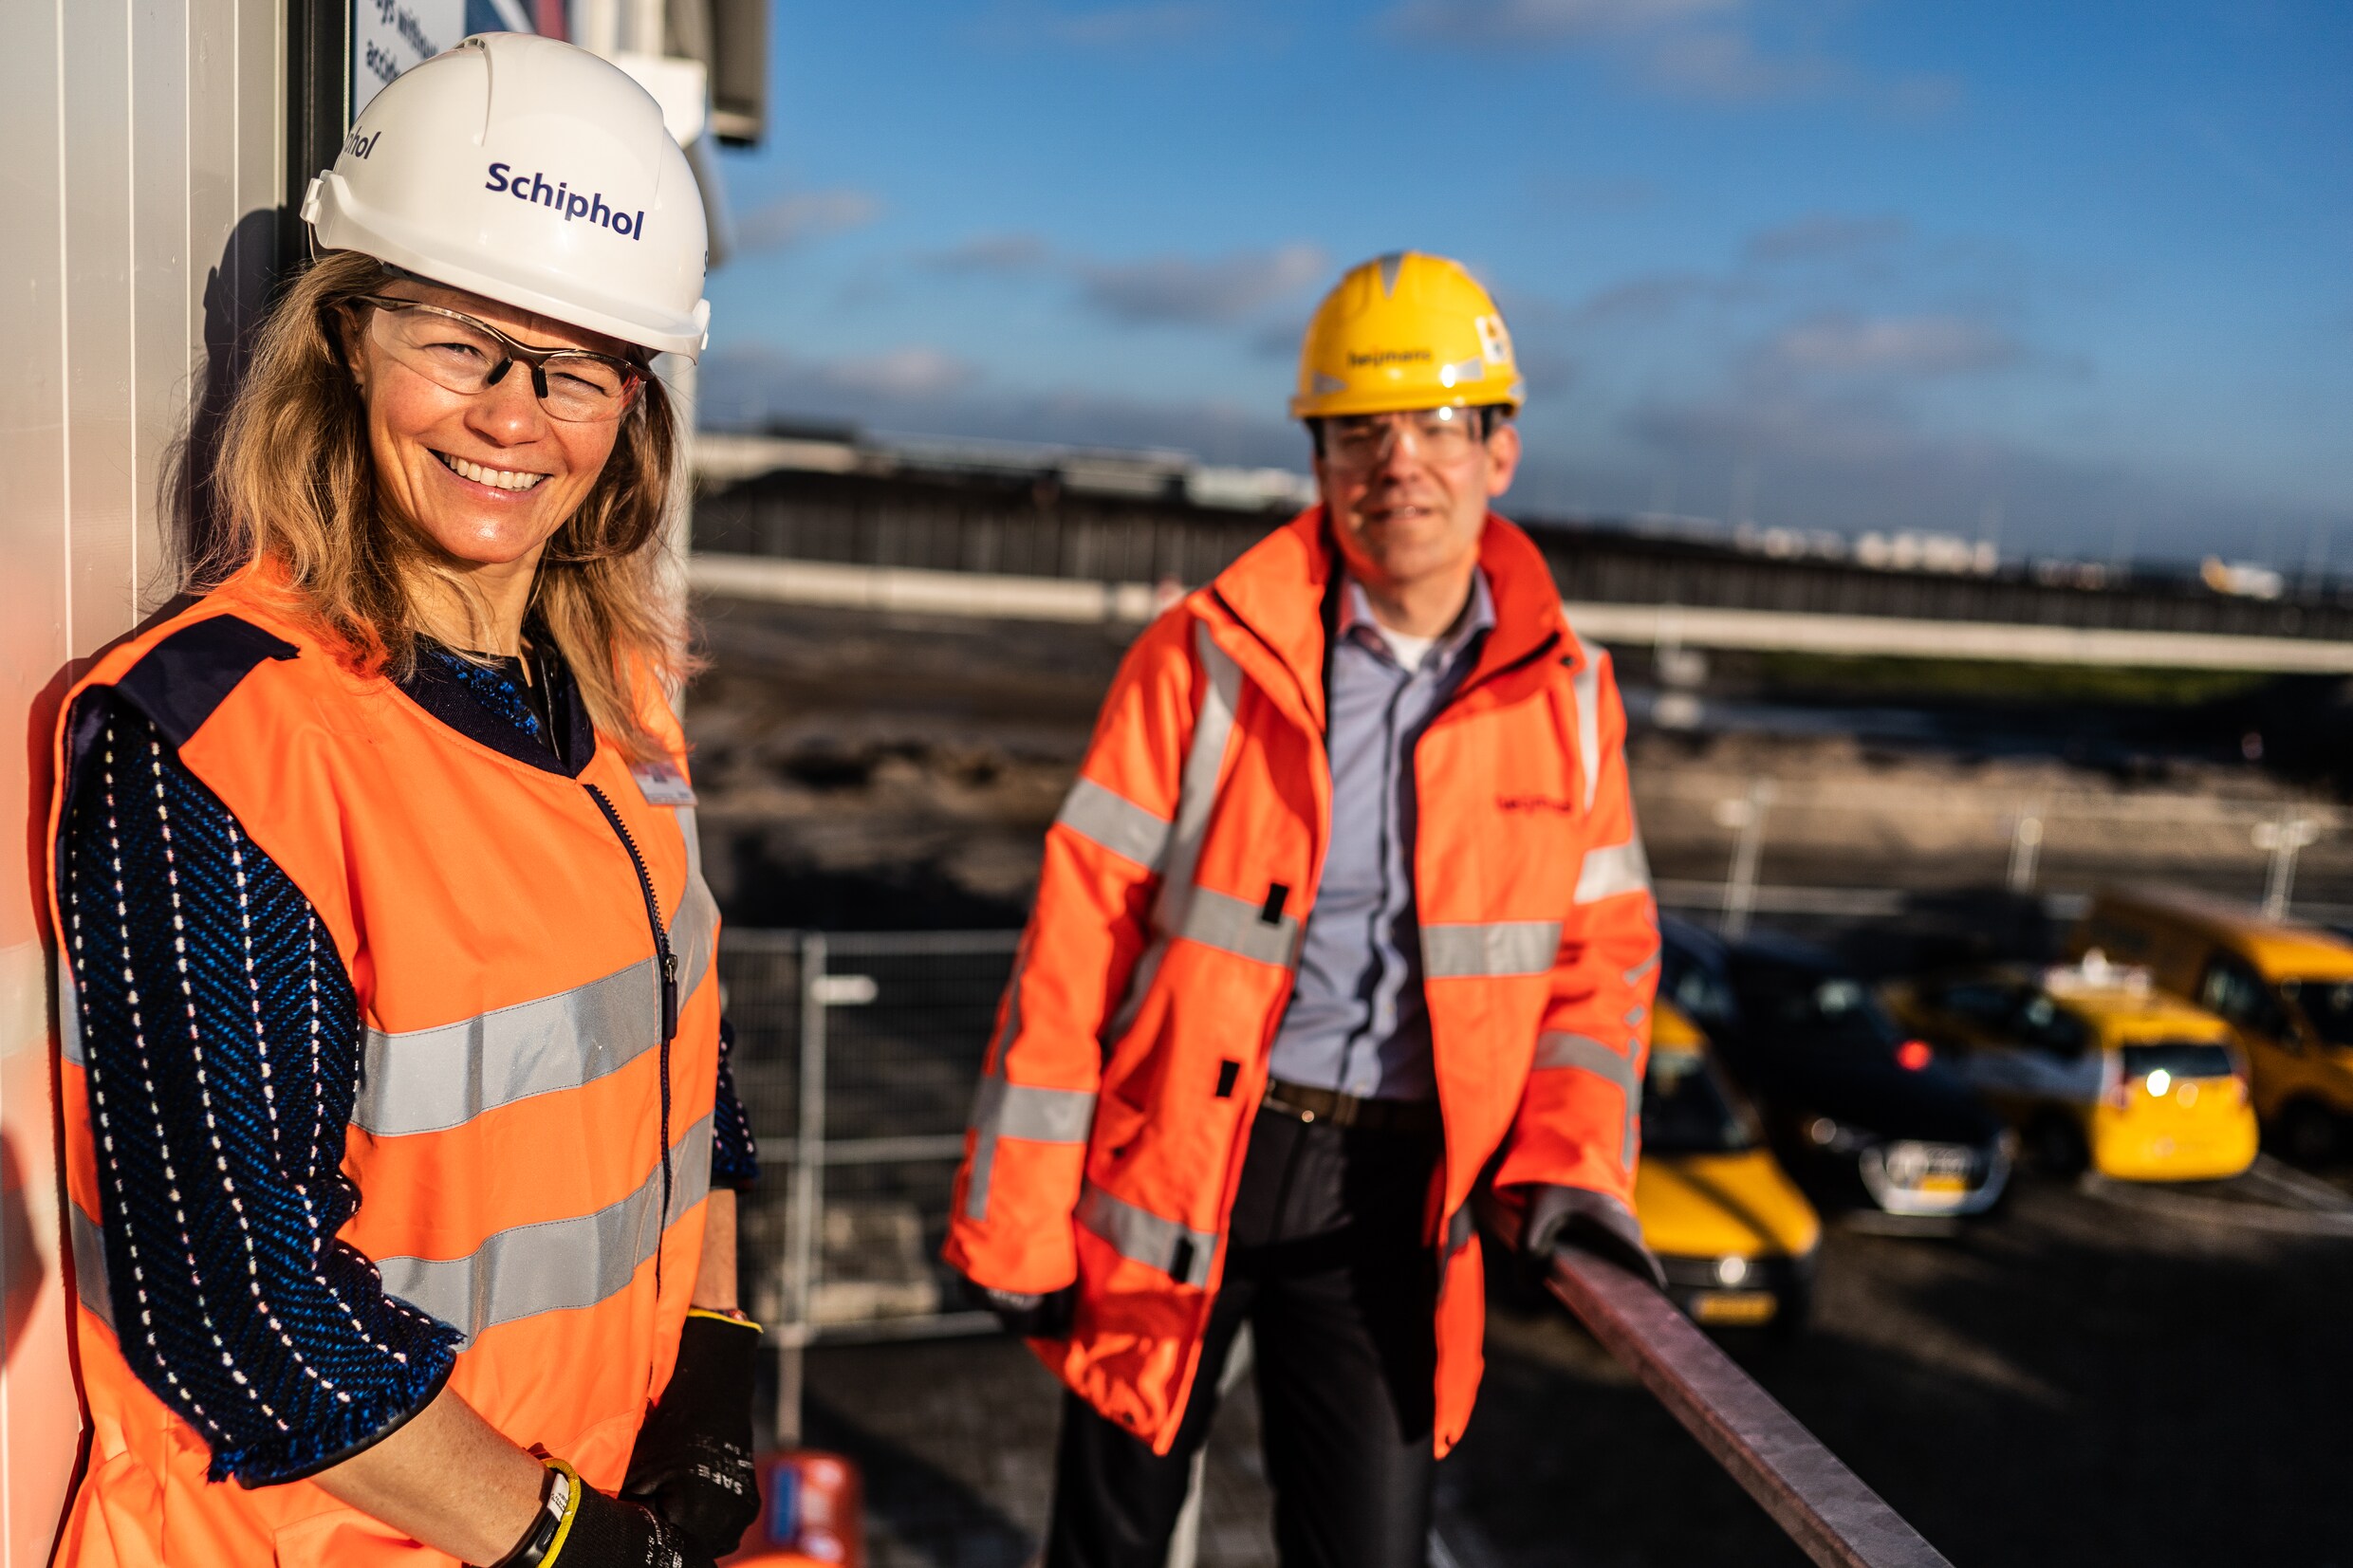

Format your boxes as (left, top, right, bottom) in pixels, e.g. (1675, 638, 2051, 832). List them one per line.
(1716, 1254, 1751, 1285)
(1806, 1116, 1868, 1154)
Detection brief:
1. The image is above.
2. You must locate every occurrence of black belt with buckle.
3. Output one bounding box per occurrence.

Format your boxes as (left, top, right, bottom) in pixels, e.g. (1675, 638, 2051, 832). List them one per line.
(1261, 1079, 1441, 1136)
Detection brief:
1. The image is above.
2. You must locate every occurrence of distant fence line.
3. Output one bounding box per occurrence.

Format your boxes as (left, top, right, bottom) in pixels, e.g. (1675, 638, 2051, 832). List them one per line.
(690, 549, 2353, 672)
(695, 462, 2353, 643)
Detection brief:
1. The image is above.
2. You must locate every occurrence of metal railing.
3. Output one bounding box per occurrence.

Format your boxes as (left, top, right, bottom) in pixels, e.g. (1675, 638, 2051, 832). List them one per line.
(720, 930, 1018, 1440)
(1548, 1249, 1952, 1568)
(722, 926, 1955, 1565)
(1640, 775, 2346, 932)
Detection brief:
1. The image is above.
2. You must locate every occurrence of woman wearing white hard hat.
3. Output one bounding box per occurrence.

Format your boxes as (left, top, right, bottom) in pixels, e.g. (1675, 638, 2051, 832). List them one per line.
(48, 34, 758, 1568)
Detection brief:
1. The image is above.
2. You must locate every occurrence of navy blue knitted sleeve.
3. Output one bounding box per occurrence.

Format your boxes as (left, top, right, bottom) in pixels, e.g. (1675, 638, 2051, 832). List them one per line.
(712, 1018, 759, 1190)
(63, 696, 462, 1485)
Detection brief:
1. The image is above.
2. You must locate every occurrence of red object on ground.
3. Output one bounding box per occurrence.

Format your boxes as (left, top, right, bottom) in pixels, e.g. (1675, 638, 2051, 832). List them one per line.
(722, 1451, 864, 1567)
(1897, 1040, 1935, 1072)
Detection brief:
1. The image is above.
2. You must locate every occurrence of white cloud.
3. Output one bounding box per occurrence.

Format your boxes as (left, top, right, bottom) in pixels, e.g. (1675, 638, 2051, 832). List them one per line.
(1388, 0, 1737, 44)
(1746, 212, 1912, 263)
(1077, 244, 1327, 326)
(922, 233, 1055, 274)
(735, 190, 884, 253)
(818, 347, 981, 398)
(1767, 313, 2023, 376)
(1384, 0, 1960, 111)
(1636, 27, 1837, 101)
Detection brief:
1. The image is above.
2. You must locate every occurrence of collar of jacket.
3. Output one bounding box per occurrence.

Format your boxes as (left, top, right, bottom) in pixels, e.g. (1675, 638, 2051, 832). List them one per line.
(1200, 504, 1584, 734)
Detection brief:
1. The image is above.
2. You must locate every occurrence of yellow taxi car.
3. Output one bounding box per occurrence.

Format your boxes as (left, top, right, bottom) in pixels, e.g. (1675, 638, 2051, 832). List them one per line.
(1885, 954, 2257, 1181)
(2074, 886, 2353, 1162)
(1637, 1001, 1823, 1332)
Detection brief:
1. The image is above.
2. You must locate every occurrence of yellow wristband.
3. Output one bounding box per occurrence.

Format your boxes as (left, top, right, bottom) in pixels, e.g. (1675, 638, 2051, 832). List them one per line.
(686, 1306, 763, 1333)
(537, 1457, 584, 1568)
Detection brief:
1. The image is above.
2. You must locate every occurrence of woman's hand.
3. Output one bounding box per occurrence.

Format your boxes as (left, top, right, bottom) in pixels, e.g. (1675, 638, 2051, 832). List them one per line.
(620, 1190, 762, 1557)
(311, 1386, 546, 1564)
(621, 1312, 763, 1557)
(314, 1387, 719, 1567)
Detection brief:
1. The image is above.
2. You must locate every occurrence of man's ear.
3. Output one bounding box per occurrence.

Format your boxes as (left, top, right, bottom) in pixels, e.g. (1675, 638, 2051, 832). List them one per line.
(1483, 420, 1523, 499)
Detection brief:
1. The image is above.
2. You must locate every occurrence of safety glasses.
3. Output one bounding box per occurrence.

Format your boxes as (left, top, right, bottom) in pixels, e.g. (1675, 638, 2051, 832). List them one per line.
(352, 296, 645, 423)
(1319, 406, 1493, 471)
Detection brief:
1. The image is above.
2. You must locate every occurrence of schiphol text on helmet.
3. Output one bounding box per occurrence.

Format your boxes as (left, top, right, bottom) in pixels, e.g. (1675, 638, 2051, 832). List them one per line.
(484, 162, 647, 240)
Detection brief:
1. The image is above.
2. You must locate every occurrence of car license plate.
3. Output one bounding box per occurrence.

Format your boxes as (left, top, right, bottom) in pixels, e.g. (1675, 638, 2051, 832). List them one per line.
(1692, 1290, 1777, 1326)
(1881, 1142, 1975, 1190)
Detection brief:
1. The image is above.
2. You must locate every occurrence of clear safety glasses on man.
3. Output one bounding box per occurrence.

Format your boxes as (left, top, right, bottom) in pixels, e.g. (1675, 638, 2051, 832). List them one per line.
(353, 296, 645, 423)
(1320, 405, 1495, 470)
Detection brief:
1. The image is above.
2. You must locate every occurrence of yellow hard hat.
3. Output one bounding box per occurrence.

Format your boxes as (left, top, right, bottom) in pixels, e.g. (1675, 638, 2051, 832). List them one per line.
(1290, 250, 1524, 419)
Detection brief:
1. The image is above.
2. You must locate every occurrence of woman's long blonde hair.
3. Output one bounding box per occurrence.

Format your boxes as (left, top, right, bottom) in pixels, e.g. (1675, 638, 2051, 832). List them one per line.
(199, 249, 692, 758)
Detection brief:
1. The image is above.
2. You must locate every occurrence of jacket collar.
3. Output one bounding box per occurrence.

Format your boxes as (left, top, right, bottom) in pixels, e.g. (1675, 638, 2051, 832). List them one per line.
(398, 636, 596, 778)
(1203, 506, 1579, 731)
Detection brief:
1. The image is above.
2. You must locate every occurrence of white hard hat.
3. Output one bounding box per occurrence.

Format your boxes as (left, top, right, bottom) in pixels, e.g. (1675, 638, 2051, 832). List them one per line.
(302, 32, 711, 360)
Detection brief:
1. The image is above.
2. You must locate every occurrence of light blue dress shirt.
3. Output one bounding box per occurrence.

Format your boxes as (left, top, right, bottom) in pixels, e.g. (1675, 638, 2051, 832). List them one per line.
(1266, 570, 1496, 1101)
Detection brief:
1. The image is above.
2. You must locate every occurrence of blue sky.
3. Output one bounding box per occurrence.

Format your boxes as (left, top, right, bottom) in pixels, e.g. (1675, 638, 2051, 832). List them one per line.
(698, 1, 2351, 567)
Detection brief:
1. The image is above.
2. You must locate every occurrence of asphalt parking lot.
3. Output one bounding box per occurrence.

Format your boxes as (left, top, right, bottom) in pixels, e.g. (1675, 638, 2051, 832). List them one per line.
(800, 1162, 2353, 1567)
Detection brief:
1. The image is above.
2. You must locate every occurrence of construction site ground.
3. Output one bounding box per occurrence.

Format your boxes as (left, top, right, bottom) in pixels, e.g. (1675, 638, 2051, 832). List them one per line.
(684, 596, 2353, 931)
(799, 1167, 2353, 1567)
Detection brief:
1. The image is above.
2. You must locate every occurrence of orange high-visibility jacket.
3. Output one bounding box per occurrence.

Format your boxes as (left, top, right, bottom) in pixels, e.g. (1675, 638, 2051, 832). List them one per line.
(943, 507, 1658, 1456)
(46, 568, 723, 1568)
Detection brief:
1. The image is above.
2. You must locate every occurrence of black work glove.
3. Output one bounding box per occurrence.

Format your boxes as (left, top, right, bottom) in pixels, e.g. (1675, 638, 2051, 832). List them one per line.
(958, 1274, 1076, 1338)
(553, 1481, 719, 1568)
(1513, 1183, 1669, 1292)
(621, 1312, 763, 1559)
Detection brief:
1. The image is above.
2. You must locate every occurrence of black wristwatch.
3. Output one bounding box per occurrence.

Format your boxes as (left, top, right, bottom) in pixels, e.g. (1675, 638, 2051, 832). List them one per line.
(480, 1459, 577, 1568)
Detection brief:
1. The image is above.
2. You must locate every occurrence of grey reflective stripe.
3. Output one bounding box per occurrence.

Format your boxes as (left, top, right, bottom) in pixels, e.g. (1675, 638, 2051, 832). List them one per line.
(1422, 920, 1562, 978)
(58, 950, 83, 1067)
(1575, 836, 1652, 904)
(1176, 886, 1301, 968)
(671, 817, 722, 1012)
(1057, 777, 1173, 870)
(377, 1112, 713, 1344)
(1075, 1182, 1216, 1288)
(70, 1204, 110, 1331)
(1444, 1205, 1473, 1261)
(1533, 1031, 1642, 1168)
(962, 1059, 1098, 1223)
(353, 846, 721, 1137)
(973, 1077, 1097, 1144)
(966, 938, 1029, 1222)
(1571, 658, 1603, 812)
(1158, 624, 1242, 903)
(1623, 950, 1660, 986)
(1107, 626, 1246, 1039)
(356, 957, 658, 1136)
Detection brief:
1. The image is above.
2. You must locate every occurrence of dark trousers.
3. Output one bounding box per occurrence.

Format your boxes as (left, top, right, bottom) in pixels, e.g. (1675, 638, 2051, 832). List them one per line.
(1044, 1110, 1440, 1568)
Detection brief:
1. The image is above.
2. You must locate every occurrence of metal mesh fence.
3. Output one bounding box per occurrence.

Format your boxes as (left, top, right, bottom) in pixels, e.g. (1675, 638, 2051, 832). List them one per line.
(721, 930, 1020, 1340)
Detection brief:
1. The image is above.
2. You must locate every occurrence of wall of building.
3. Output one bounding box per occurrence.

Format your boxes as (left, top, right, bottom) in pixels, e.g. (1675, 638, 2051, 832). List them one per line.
(0, 1, 286, 1557)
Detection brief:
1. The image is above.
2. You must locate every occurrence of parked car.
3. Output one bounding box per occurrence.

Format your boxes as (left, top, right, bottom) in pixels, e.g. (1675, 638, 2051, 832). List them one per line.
(1661, 918, 2012, 1221)
(2073, 886, 2353, 1161)
(1637, 999, 1822, 1333)
(1885, 955, 2258, 1181)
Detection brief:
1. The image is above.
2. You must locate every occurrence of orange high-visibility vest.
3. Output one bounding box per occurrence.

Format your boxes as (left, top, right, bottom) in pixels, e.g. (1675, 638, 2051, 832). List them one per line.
(46, 567, 723, 1568)
(943, 508, 1660, 1457)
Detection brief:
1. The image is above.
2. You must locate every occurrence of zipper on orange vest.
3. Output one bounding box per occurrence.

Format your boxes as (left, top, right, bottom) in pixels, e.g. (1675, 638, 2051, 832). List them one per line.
(584, 783, 676, 1290)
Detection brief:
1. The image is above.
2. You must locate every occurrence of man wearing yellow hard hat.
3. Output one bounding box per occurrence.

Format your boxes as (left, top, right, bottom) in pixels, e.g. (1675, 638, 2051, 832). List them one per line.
(947, 252, 1660, 1566)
